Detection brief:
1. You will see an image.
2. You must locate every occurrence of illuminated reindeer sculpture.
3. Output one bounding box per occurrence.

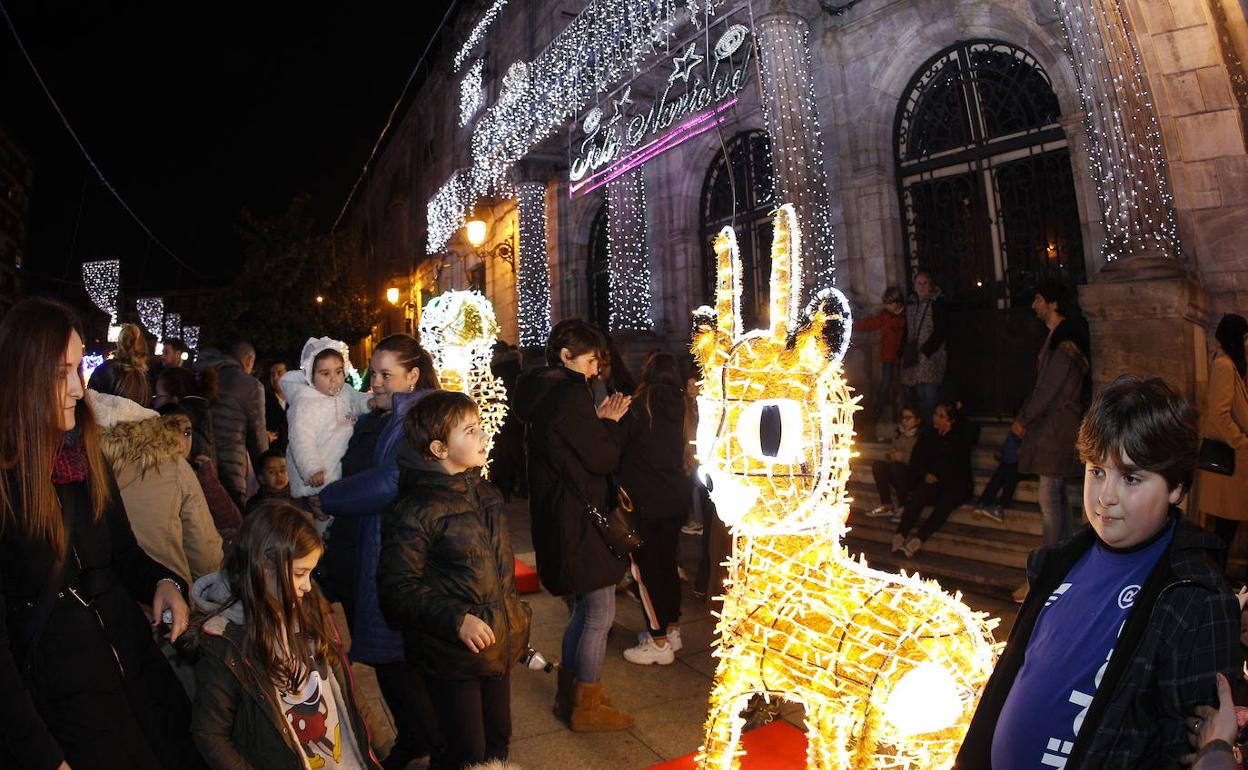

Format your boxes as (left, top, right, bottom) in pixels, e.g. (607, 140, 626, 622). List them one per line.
(693, 205, 999, 770)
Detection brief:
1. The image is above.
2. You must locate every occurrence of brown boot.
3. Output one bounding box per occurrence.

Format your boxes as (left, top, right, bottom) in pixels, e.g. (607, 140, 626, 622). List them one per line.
(570, 681, 633, 732)
(553, 666, 576, 722)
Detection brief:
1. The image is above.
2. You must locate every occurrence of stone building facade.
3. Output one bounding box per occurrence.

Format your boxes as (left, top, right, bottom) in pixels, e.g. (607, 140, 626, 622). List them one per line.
(348, 0, 1248, 416)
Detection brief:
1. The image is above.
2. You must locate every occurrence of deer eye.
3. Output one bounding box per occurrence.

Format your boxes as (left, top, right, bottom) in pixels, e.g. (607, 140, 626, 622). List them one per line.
(736, 398, 804, 463)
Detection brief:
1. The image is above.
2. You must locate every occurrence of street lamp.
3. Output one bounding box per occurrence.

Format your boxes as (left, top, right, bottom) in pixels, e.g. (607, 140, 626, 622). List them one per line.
(462, 219, 515, 272)
(386, 286, 401, 305)
(315, 294, 324, 304)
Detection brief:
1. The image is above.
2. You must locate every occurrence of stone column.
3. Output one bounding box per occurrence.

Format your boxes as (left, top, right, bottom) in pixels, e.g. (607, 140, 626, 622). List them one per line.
(1056, 0, 1181, 262)
(605, 166, 654, 332)
(515, 181, 553, 348)
(756, 11, 837, 298)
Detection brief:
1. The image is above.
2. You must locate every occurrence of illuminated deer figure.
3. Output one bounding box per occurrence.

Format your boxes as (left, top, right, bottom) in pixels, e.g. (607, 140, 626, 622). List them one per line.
(693, 205, 999, 770)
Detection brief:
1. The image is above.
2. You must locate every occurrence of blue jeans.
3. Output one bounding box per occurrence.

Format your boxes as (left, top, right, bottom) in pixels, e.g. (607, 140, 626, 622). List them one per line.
(909, 383, 941, 423)
(561, 585, 616, 683)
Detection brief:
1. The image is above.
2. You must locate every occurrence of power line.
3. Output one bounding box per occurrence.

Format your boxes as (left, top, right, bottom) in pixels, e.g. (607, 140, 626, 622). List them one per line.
(331, 0, 462, 233)
(0, 0, 210, 282)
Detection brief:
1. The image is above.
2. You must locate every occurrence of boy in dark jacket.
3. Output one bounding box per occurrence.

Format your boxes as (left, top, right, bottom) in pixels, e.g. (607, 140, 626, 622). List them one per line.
(377, 391, 531, 770)
(955, 376, 1242, 769)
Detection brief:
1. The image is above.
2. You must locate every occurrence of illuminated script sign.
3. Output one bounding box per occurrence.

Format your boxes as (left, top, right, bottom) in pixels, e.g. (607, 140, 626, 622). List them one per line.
(569, 15, 754, 196)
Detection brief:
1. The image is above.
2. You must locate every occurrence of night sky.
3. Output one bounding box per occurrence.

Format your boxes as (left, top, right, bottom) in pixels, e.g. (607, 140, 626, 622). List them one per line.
(3, 1, 451, 299)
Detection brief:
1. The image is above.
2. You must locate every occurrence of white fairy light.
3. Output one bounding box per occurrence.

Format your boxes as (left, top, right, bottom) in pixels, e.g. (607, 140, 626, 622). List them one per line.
(82, 353, 105, 383)
(1055, 0, 1180, 261)
(460, 58, 486, 127)
(605, 167, 653, 331)
(136, 297, 165, 338)
(181, 326, 200, 351)
(516, 182, 552, 347)
(82, 260, 121, 324)
(453, 0, 509, 72)
(164, 312, 182, 342)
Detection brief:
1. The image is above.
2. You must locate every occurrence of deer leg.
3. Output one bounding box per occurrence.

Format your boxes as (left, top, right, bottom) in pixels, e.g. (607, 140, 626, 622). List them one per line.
(697, 649, 759, 770)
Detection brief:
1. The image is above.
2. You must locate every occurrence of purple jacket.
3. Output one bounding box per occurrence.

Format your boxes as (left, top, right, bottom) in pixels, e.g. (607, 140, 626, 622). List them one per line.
(318, 389, 431, 663)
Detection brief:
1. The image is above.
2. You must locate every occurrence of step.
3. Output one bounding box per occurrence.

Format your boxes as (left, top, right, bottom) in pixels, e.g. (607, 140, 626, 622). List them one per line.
(843, 536, 1025, 603)
(854, 439, 1021, 476)
(845, 509, 1037, 570)
(847, 480, 1046, 536)
(849, 455, 1042, 506)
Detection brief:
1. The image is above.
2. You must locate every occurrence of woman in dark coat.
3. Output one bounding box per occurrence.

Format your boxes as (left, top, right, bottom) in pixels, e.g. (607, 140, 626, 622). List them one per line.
(312, 334, 442, 770)
(618, 351, 690, 666)
(514, 318, 633, 732)
(0, 298, 200, 770)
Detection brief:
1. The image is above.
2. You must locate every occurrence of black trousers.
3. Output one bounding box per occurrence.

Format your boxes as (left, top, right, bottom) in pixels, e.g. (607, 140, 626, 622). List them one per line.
(631, 517, 683, 635)
(423, 671, 511, 770)
(1214, 515, 1241, 570)
(977, 462, 1020, 508)
(374, 661, 443, 766)
(871, 460, 917, 508)
(896, 481, 968, 541)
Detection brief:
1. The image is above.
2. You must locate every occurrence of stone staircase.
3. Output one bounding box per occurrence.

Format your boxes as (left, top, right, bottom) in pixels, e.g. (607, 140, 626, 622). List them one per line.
(842, 422, 1077, 602)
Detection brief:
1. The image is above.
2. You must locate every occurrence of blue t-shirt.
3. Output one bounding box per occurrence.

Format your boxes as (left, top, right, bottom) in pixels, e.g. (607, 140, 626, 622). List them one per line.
(991, 523, 1175, 769)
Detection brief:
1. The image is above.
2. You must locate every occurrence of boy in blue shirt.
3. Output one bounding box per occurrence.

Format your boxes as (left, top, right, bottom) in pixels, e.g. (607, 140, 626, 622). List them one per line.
(955, 375, 1242, 769)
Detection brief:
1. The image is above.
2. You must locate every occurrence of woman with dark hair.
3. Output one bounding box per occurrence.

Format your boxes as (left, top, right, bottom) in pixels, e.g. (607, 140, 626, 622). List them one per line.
(89, 323, 152, 408)
(311, 333, 442, 770)
(514, 318, 634, 731)
(153, 365, 219, 464)
(619, 350, 691, 666)
(0, 298, 201, 770)
(892, 399, 978, 558)
(1193, 313, 1248, 563)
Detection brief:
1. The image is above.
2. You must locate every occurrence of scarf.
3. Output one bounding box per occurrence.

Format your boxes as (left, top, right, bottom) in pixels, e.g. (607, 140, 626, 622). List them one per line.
(52, 430, 88, 485)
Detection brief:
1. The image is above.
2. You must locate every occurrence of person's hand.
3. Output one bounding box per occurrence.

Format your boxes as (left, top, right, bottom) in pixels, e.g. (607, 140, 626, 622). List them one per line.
(57, 762, 72, 770)
(194, 455, 212, 466)
(266, 431, 279, 444)
(458, 613, 496, 653)
(1181, 673, 1238, 765)
(1237, 585, 1248, 610)
(308, 470, 326, 487)
(366, 396, 377, 410)
(924, 473, 938, 484)
(1010, 420, 1026, 438)
(152, 580, 189, 642)
(596, 393, 632, 422)
(306, 495, 324, 518)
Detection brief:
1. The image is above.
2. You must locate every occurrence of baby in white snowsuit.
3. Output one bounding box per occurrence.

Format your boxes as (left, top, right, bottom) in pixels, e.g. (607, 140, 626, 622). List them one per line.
(280, 337, 372, 500)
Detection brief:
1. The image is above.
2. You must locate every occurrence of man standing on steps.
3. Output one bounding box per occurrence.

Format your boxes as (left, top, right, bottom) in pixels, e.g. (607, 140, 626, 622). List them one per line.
(1010, 281, 1091, 603)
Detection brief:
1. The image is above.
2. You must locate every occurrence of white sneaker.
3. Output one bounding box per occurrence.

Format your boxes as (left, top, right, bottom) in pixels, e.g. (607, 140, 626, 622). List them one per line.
(681, 521, 704, 535)
(903, 537, 924, 558)
(624, 634, 675, 665)
(637, 628, 682, 652)
(866, 504, 895, 518)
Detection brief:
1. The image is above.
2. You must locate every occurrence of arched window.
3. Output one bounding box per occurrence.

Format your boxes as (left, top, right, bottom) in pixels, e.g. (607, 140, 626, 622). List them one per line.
(587, 204, 611, 329)
(700, 131, 776, 330)
(894, 40, 1086, 416)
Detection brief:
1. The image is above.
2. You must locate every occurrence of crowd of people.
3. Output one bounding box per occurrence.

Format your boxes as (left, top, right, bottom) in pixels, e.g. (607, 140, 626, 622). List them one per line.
(4, 280, 1248, 770)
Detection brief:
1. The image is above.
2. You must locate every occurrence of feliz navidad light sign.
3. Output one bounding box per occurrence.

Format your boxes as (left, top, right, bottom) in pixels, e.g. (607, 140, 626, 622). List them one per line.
(569, 14, 755, 196)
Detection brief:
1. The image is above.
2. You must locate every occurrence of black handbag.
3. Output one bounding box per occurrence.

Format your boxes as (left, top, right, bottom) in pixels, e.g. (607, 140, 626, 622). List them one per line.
(565, 476, 642, 560)
(1199, 437, 1236, 476)
(901, 302, 928, 369)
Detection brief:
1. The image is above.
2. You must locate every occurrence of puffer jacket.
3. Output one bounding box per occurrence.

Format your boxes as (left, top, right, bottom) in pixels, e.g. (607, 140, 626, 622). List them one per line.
(955, 515, 1242, 769)
(194, 349, 268, 505)
(377, 449, 531, 680)
(101, 416, 223, 585)
(514, 365, 627, 596)
(318, 390, 431, 664)
(187, 573, 382, 770)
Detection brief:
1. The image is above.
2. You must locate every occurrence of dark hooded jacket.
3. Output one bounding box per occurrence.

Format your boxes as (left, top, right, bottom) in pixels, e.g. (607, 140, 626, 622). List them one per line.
(0, 465, 202, 770)
(513, 365, 628, 596)
(187, 572, 381, 770)
(1017, 315, 1092, 478)
(377, 449, 530, 680)
(618, 383, 690, 521)
(194, 349, 268, 505)
(955, 515, 1242, 769)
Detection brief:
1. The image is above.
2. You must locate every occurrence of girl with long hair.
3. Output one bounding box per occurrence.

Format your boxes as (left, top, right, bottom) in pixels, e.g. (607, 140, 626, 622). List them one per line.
(188, 500, 381, 770)
(618, 350, 691, 666)
(0, 298, 200, 770)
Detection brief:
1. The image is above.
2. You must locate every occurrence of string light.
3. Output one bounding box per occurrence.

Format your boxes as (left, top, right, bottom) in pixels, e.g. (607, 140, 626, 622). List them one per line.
(81, 260, 121, 324)
(163, 312, 182, 342)
(136, 297, 165, 338)
(606, 167, 653, 331)
(453, 0, 509, 72)
(82, 354, 105, 383)
(427, 0, 729, 255)
(418, 291, 510, 464)
(460, 58, 486, 127)
(181, 325, 200, 351)
(756, 15, 837, 293)
(693, 204, 998, 770)
(516, 182, 552, 347)
(1055, 0, 1180, 261)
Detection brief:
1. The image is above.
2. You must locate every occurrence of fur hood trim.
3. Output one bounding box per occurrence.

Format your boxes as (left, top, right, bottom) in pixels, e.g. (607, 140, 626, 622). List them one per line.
(100, 415, 184, 478)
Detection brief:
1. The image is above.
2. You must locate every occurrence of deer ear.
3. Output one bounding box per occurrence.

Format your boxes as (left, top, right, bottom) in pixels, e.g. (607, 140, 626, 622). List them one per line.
(768, 204, 801, 338)
(792, 287, 852, 364)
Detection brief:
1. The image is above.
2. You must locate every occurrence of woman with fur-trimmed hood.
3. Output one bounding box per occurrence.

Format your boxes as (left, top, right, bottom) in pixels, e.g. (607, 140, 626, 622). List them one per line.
(100, 415, 223, 586)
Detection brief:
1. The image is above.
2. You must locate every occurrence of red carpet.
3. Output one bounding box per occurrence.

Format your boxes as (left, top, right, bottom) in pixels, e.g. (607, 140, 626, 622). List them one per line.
(647, 720, 807, 769)
(514, 559, 540, 594)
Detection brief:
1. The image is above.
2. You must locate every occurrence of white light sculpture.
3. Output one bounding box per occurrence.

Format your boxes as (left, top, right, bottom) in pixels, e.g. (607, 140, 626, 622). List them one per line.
(82, 260, 121, 325)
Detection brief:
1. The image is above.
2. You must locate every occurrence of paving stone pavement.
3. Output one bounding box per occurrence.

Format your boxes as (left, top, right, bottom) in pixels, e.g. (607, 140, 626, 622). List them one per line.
(351, 497, 1021, 770)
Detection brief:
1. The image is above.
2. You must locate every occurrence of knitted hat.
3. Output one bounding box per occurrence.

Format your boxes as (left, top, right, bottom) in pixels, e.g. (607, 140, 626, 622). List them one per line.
(299, 336, 355, 386)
